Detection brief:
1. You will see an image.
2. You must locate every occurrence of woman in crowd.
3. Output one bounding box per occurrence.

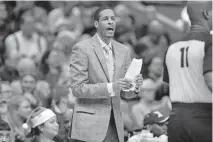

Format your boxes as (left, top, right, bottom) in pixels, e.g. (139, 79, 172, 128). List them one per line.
(39, 49, 65, 89)
(11, 73, 39, 108)
(0, 82, 13, 122)
(7, 95, 32, 142)
(23, 107, 60, 142)
(11, 57, 51, 108)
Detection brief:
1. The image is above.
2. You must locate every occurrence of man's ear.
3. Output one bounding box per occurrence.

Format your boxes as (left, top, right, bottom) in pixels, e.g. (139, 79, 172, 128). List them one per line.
(94, 21, 98, 28)
(203, 10, 210, 20)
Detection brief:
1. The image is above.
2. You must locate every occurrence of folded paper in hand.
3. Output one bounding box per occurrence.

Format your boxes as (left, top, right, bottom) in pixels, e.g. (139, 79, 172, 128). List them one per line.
(123, 58, 143, 92)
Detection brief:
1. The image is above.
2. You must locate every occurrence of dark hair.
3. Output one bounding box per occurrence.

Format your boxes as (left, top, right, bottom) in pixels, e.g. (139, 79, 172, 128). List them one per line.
(40, 49, 51, 75)
(134, 42, 149, 55)
(26, 107, 46, 138)
(0, 119, 11, 131)
(27, 126, 42, 138)
(93, 6, 114, 22)
(40, 49, 62, 75)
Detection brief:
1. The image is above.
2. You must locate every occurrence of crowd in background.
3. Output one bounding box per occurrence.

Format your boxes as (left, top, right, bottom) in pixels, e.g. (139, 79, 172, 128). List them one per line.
(0, 1, 190, 142)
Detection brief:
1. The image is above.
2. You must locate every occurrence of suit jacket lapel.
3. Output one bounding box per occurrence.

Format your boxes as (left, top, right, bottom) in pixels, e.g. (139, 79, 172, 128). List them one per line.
(91, 34, 110, 82)
(112, 40, 120, 80)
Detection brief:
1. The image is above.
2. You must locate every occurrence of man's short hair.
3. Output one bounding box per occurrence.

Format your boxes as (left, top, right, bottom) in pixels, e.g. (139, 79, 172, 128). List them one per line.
(93, 6, 114, 22)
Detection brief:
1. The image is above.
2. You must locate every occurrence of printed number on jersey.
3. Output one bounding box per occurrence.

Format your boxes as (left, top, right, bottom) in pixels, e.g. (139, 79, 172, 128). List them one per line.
(180, 46, 189, 68)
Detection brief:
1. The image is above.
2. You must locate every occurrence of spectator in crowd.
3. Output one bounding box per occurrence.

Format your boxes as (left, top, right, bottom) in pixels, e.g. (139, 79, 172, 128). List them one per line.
(4, 14, 47, 66)
(22, 77, 36, 96)
(114, 4, 137, 47)
(51, 85, 71, 114)
(35, 80, 51, 108)
(24, 107, 61, 142)
(16, 2, 49, 37)
(1, 82, 13, 101)
(131, 94, 171, 130)
(0, 1, 15, 68)
(0, 82, 14, 123)
(0, 55, 19, 82)
(11, 73, 38, 107)
(57, 66, 72, 88)
(0, 118, 12, 142)
(53, 30, 77, 58)
(7, 95, 32, 142)
(11, 57, 50, 108)
(0, 90, 9, 123)
(62, 109, 74, 142)
(51, 85, 74, 141)
(63, 109, 73, 136)
(48, 1, 83, 37)
(15, 57, 38, 78)
(80, 2, 98, 36)
(133, 39, 149, 60)
(40, 49, 65, 88)
(144, 56, 163, 83)
(140, 20, 168, 62)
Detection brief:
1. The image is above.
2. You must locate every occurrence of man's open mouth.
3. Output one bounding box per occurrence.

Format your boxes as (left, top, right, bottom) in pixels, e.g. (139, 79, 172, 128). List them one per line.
(107, 27, 114, 31)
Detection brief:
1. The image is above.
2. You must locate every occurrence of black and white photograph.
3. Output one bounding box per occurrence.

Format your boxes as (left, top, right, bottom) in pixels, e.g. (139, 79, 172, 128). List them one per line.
(0, 1, 212, 142)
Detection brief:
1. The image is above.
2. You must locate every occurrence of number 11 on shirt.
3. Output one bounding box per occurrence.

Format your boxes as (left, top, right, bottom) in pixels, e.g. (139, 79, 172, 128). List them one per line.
(180, 46, 189, 68)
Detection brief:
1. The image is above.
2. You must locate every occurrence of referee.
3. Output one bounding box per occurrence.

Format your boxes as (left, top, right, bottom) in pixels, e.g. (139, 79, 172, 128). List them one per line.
(163, 1, 212, 142)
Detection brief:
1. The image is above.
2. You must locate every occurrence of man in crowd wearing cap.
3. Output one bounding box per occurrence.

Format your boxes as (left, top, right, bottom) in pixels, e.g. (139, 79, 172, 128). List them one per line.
(70, 6, 143, 142)
(163, 1, 212, 142)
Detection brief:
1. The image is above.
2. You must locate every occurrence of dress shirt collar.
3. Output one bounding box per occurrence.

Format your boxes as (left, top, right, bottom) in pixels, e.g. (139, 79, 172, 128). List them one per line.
(96, 33, 112, 49)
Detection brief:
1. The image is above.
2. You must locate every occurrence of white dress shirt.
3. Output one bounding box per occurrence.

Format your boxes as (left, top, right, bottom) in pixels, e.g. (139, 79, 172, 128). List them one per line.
(97, 34, 115, 97)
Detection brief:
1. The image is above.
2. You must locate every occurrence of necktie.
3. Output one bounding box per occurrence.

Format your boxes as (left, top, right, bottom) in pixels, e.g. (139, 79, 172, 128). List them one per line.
(103, 45, 114, 82)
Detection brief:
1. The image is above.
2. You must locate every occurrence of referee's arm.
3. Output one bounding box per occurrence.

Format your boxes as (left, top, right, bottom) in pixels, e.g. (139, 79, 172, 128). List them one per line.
(163, 49, 169, 84)
(203, 41, 212, 92)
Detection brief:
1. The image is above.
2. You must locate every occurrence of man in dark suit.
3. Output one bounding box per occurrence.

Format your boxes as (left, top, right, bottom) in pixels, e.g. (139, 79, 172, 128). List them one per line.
(69, 6, 143, 142)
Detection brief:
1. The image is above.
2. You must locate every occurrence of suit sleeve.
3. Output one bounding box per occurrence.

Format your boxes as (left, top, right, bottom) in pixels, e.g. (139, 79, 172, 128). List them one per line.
(203, 41, 212, 74)
(70, 44, 110, 99)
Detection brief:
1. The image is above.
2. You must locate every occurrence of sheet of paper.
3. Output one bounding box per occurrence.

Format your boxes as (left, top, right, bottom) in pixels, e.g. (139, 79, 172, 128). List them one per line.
(123, 58, 143, 92)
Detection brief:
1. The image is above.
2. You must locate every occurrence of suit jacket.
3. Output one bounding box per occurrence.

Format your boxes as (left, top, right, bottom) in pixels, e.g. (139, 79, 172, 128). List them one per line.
(70, 34, 136, 142)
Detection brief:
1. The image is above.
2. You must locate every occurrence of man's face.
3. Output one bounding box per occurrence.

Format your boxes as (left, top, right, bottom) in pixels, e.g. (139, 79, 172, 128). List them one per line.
(0, 130, 10, 142)
(95, 9, 116, 38)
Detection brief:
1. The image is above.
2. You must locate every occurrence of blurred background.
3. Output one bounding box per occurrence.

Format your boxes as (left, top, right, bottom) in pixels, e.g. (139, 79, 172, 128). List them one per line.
(0, 1, 190, 142)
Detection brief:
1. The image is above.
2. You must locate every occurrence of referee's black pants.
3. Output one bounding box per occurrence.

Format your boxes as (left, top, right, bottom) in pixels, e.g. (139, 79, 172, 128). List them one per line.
(168, 102, 212, 142)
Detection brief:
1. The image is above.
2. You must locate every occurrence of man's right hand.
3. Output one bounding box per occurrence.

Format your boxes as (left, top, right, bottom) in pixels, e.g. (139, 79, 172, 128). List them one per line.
(113, 78, 133, 92)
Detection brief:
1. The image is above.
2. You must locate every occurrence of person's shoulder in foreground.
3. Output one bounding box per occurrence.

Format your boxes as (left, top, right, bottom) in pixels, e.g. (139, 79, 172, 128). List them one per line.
(176, 28, 212, 43)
